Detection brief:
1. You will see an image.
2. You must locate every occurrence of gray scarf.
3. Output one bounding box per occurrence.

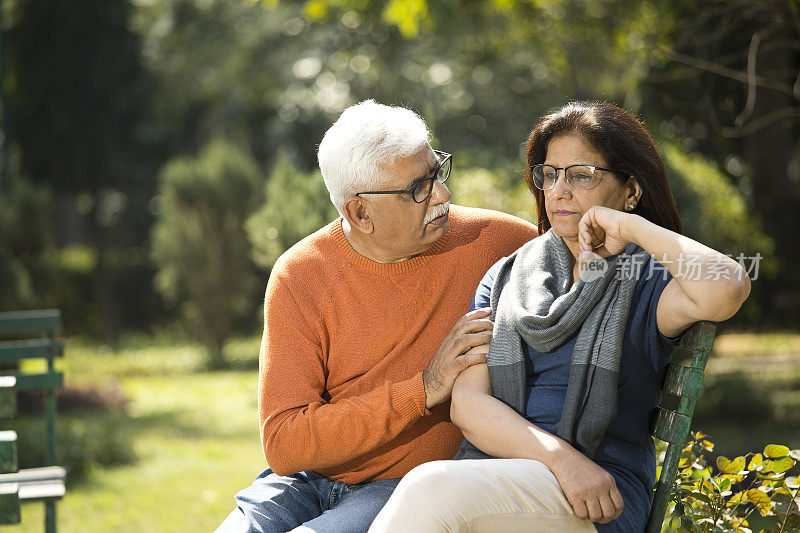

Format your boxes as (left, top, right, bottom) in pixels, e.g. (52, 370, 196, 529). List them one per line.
(454, 229, 644, 460)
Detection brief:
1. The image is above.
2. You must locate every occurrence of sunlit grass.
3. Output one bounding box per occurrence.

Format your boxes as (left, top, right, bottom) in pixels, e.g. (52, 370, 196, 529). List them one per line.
(7, 331, 800, 531)
(713, 332, 800, 357)
(12, 341, 264, 532)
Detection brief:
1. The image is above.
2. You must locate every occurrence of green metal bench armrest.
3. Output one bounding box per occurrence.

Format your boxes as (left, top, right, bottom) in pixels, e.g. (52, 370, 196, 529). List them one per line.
(645, 320, 717, 533)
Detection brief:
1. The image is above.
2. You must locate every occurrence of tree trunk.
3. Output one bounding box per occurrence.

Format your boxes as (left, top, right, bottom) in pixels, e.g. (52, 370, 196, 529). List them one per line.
(743, 30, 800, 328)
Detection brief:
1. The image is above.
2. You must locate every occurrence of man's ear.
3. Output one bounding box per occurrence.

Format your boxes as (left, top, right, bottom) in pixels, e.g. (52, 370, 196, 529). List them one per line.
(343, 196, 374, 234)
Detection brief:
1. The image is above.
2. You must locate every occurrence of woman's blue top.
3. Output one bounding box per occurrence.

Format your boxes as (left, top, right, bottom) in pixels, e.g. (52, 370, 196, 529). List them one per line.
(469, 254, 679, 533)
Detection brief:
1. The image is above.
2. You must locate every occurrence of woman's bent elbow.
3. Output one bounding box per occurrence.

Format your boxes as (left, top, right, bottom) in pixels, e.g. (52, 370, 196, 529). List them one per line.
(701, 278, 752, 322)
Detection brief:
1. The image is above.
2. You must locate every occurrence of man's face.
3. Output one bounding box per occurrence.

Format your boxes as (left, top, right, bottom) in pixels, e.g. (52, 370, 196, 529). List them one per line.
(363, 145, 452, 262)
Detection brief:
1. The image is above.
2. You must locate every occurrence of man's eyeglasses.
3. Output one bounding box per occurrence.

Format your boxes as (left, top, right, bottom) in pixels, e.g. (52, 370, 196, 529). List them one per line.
(530, 163, 628, 191)
(356, 150, 452, 203)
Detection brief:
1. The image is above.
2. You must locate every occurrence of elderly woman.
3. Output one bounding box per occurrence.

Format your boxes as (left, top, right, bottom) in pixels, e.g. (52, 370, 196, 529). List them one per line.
(369, 101, 750, 533)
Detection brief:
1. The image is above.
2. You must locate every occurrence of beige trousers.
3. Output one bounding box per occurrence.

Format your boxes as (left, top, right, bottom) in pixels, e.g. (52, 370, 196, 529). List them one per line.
(369, 458, 597, 533)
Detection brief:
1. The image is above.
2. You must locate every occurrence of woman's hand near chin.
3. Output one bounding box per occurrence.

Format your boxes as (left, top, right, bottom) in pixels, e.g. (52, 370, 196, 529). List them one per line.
(578, 204, 751, 335)
(578, 205, 647, 257)
(577, 205, 642, 257)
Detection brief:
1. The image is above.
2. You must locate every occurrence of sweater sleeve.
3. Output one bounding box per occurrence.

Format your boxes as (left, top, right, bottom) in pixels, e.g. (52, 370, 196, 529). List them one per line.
(258, 264, 429, 476)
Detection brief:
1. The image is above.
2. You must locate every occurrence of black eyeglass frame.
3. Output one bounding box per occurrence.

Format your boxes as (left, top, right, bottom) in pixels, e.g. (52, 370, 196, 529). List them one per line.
(530, 163, 629, 191)
(355, 150, 452, 203)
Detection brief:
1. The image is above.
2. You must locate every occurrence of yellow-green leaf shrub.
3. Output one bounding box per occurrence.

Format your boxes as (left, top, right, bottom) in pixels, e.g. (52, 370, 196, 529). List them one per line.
(662, 432, 800, 532)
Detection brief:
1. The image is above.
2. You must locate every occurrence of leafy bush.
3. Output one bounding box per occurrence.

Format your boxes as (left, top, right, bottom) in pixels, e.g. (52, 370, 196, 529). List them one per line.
(151, 140, 264, 368)
(0, 178, 53, 311)
(447, 166, 535, 223)
(663, 145, 775, 324)
(247, 153, 339, 270)
(693, 374, 773, 425)
(661, 432, 800, 532)
(7, 385, 136, 483)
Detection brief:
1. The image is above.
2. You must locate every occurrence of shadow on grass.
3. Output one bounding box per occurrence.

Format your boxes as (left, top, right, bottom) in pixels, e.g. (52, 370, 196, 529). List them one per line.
(692, 371, 800, 458)
(124, 407, 255, 441)
(56, 405, 256, 491)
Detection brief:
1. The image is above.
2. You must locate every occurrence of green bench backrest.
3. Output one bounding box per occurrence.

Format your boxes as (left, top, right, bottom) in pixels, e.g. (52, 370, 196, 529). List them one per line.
(0, 309, 63, 468)
(645, 320, 717, 533)
(0, 310, 62, 337)
(0, 375, 19, 524)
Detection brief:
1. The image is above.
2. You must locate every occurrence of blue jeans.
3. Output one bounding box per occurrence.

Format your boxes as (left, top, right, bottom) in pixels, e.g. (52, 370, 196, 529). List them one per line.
(216, 468, 401, 533)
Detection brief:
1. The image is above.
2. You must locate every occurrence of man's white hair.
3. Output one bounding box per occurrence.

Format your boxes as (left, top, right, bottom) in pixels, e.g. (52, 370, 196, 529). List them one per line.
(318, 100, 431, 216)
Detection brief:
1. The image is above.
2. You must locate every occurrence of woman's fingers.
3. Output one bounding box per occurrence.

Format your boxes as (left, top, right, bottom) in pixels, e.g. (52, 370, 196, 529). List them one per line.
(585, 499, 604, 523)
(570, 498, 590, 520)
(610, 489, 624, 519)
(579, 214, 598, 250)
(596, 493, 620, 524)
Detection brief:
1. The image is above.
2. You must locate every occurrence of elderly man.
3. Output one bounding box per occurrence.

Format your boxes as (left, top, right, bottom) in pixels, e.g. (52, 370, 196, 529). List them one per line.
(217, 100, 536, 533)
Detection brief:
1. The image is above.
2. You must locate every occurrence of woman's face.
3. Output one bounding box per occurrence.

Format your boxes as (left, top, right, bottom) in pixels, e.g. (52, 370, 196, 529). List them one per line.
(543, 134, 639, 242)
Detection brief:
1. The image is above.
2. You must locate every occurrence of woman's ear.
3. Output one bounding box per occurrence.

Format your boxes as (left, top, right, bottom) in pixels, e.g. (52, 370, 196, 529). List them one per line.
(624, 177, 643, 211)
(343, 196, 374, 234)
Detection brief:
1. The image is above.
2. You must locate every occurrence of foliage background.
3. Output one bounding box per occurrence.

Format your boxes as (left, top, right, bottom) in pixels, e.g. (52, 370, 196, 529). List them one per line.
(1, 0, 797, 346)
(0, 0, 798, 530)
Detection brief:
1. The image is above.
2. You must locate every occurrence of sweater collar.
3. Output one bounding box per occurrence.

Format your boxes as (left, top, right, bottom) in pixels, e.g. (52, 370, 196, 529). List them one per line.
(328, 211, 456, 275)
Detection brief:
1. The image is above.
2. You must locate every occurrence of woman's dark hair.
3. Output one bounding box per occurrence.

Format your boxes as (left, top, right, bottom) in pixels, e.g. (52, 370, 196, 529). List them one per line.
(524, 100, 682, 236)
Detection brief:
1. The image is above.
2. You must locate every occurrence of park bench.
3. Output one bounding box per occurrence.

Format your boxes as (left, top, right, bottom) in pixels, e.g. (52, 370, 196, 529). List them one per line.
(645, 320, 717, 533)
(0, 309, 67, 533)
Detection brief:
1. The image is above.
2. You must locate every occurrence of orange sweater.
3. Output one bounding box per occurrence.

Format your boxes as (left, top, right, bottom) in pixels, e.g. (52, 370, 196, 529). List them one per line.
(258, 205, 536, 483)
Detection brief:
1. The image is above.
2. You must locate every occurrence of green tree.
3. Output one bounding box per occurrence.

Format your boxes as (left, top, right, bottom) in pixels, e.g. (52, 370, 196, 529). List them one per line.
(9, 0, 158, 340)
(247, 154, 339, 269)
(151, 140, 263, 368)
(0, 177, 52, 310)
(643, 0, 800, 327)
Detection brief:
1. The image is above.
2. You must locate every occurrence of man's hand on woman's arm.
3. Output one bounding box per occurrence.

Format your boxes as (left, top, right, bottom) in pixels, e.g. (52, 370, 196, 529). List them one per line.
(450, 358, 623, 524)
(422, 307, 493, 409)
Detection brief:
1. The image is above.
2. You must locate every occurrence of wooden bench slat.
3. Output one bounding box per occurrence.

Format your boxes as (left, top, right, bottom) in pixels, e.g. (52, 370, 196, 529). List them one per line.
(17, 482, 65, 502)
(0, 483, 18, 495)
(0, 339, 64, 363)
(4, 372, 64, 392)
(0, 467, 67, 484)
(646, 321, 718, 533)
(0, 467, 66, 501)
(0, 310, 61, 336)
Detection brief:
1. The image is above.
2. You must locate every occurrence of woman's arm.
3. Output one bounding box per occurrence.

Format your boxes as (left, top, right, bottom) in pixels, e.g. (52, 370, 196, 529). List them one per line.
(579, 207, 751, 338)
(450, 360, 623, 524)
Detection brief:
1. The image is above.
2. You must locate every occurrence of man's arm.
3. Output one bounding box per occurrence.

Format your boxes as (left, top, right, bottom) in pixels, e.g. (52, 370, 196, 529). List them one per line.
(258, 270, 490, 476)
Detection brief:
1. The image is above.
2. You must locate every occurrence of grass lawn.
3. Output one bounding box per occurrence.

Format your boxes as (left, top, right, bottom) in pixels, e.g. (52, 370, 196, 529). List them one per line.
(12, 339, 264, 532)
(5, 331, 800, 531)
